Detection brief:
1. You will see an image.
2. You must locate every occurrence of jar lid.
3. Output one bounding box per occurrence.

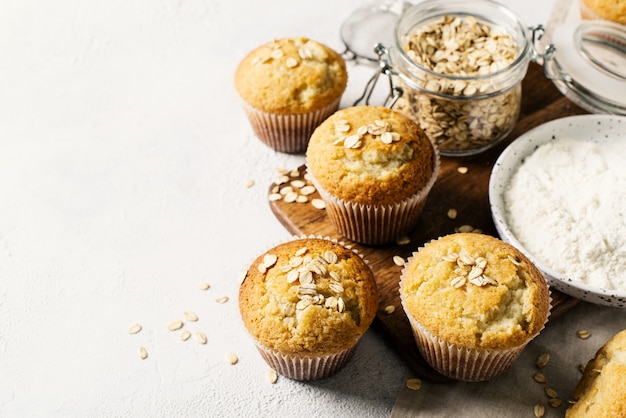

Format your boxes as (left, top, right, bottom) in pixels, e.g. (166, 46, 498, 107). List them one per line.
(549, 20, 626, 114)
(340, 2, 406, 62)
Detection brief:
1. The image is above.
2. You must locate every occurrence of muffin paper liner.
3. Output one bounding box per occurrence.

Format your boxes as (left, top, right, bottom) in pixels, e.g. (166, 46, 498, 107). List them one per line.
(399, 242, 552, 382)
(242, 98, 340, 154)
(254, 340, 358, 381)
(308, 149, 440, 245)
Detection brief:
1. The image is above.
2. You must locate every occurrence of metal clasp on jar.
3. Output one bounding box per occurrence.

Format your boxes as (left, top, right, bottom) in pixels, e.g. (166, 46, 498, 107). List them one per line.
(352, 43, 404, 109)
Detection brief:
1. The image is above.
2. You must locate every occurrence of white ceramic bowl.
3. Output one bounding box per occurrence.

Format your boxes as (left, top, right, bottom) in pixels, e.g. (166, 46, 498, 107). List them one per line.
(489, 114, 626, 307)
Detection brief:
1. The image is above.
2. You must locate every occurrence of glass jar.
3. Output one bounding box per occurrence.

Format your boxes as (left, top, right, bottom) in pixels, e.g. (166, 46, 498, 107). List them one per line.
(388, 0, 533, 157)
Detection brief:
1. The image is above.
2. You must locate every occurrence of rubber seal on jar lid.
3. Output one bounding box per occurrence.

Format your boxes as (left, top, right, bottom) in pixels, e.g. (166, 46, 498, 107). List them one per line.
(550, 21, 626, 108)
(340, 2, 408, 62)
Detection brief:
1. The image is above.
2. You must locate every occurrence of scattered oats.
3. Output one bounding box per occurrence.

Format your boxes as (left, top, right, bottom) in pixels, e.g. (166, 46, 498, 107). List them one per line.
(268, 193, 282, 202)
(128, 324, 142, 335)
(457, 166, 468, 174)
(296, 195, 308, 203)
(447, 208, 458, 219)
(268, 369, 278, 384)
(534, 403, 545, 418)
(577, 330, 591, 339)
(263, 254, 278, 269)
(270, 49, 284, 59)
(167, 320, 184, 331)
(298, 47, 313, 60)
(451, 276, 467, 288)
(290, 179, 306, 188)
(215, 296, 229, 304)
(323, 250, 338, 264)
(380, 131, 394, 144)
(289, 168, 300, 177)
(536, 353, 550, 368)
(280, 186, 294, 195)
(545, 386, 558, 399)
(195, 332, 208, 344)
(548, 398, 562, 408)
(198, 281, 211, 290)
(508, 255, 522, 266)
(274, 174, 290, 185)
(225, 352, 239, 365)
(300, 185, 316, 196)
(138, 346, 148, 360)
(287, 269, 300, 283)
(357, 125, 369, 136)
(329, 281, 344, 294)
(384, 305, 395, 314)
(456, 224, 475, 233)
(405, 378, 422, 390)
(184, 311, 199, 322)
(311, 199, 326, 210)
(533, 372, 546, 383)
(180, 330, 191, 341)
(396, 235, 411, 245)
(343, 134, 362, 149)
(335, 120, 351, 132)
(295, 247, 308, 256)
(284, 192, 298, 203)
(337, 297, 345, 313)
(285, 57, 298, 68)
(393, 255, 405, 266)
(246, 179, 255, 188)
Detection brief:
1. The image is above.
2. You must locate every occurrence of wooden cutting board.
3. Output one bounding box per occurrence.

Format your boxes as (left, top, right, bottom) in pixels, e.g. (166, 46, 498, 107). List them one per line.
(268, 63, 586, 383)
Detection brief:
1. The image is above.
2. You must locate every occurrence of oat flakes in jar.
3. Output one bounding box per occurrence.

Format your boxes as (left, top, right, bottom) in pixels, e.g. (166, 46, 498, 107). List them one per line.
(389, 0, 534, 156)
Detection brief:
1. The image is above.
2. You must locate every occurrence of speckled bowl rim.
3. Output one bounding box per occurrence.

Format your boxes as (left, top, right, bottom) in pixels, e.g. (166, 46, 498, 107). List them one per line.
(489, 114, 626, 307)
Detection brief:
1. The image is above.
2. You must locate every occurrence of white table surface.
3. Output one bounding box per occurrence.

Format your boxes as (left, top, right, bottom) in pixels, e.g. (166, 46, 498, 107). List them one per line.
(0, 0, 558, 416)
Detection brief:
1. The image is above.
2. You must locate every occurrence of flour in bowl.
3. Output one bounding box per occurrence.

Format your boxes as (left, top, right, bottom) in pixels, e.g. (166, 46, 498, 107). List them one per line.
(504, 137, 626, 291)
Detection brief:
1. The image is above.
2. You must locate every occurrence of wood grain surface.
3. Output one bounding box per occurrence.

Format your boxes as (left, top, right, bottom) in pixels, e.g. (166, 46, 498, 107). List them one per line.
(268, 63, 585, 383)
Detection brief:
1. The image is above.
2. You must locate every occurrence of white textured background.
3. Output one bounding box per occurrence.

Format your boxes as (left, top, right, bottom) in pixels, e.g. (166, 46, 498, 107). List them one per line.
(0, 0, 554, 416)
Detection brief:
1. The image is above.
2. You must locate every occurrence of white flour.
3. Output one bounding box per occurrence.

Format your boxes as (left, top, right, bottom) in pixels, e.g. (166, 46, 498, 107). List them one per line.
(504, 137, 626, 291)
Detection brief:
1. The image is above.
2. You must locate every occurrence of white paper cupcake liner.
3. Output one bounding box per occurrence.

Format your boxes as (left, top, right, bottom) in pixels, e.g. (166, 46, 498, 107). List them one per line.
(242, 98, 340, 154)
(399, 242, 552, 382)
(254, 340, 358, 381)
(308, 150, 439, 245)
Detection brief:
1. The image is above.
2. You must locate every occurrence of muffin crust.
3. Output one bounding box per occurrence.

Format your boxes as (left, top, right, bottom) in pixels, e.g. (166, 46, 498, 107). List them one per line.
(239, 238, 378, 357)
(306, 106, 437, 205)
(234, 37, 347, 114)
(401, 233, 550, 350)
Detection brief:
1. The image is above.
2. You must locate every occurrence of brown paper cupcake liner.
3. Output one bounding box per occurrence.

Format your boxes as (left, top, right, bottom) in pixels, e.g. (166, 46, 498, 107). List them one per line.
(254, 340, 358, 381)
(308, 152, 439, 245)
(399, 245, 552, 382)
(242, 99, 340, 153)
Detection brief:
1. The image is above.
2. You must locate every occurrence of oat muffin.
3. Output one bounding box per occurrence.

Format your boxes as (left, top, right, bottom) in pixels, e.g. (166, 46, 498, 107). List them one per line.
(566, 329, 626, 417)
(400, 233, 550, 381)
(239, 237, 378, 380)
(580, 0, 626, 24)
(235, 37, 348, 153)
(306, 105, 439, 244)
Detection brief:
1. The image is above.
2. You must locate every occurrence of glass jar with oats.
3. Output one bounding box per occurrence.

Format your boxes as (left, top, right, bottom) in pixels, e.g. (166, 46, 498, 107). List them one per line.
(388, 0, 533, 156)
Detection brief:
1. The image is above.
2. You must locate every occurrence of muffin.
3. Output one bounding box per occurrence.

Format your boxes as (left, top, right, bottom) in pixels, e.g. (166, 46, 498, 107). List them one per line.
(234, 37, 348, 153)
(566, 329, 626, 417)
(239, 236, 378, 381)
(306, 105, 439, 245)
(399, 233, 550, 381)
(580, 0, 626, 24)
